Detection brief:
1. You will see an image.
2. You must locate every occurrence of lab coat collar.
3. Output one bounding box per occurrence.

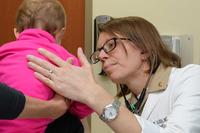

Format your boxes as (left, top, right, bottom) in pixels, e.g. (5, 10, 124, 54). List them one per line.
(129, 64, 172, 115)
(147, 64, 172, 93)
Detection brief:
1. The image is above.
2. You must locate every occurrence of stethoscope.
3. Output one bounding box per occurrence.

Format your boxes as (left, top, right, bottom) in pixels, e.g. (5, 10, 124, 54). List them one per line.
(120, 54, 156, 114)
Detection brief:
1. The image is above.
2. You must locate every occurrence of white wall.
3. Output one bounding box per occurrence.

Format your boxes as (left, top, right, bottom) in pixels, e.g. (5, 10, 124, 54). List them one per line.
(90, 0, 200, 133)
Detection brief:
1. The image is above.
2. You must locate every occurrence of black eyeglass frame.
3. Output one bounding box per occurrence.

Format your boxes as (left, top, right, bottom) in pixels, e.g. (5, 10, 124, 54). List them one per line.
(90, 37, 131, 64)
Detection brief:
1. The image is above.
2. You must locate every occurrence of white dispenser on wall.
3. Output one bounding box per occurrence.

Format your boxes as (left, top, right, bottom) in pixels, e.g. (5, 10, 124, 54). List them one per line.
(94, 15, 112, 52)
(161, 35, 193, 66)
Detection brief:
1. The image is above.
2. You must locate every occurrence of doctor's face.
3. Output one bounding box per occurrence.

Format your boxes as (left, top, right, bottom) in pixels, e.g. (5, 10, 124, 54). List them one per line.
(96, 32, 146, 84)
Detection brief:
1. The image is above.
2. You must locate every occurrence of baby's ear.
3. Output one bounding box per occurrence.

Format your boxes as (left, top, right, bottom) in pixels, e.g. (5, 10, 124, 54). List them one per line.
(13, 28, 20, 39)
(59, 27, 66, 39)
(55, 27, 66, 44)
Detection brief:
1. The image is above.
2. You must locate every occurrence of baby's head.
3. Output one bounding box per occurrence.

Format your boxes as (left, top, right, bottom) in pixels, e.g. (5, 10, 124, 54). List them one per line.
(15, 0, 66, 44)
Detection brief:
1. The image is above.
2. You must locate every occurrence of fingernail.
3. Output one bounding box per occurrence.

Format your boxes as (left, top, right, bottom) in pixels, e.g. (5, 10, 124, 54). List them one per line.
(78, 47, 82, 52)
(27, 62, 33, 66)
(38, 48, 44, 53)
(27, 55, 33, 59)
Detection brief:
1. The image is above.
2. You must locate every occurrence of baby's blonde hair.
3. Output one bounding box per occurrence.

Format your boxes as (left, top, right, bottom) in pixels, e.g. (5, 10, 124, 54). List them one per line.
(16, 0, 66, 37)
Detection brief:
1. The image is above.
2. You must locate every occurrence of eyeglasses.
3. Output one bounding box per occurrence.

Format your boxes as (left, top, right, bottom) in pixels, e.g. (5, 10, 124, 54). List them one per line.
(90, 37, 131, 64)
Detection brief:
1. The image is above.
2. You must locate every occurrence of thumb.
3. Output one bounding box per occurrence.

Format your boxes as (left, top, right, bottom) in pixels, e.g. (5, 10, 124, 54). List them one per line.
(77, 47, 90, 67)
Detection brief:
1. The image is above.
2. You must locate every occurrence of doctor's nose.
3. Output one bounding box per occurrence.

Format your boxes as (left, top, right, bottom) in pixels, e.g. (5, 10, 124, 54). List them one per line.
(98, 49, 109, 62)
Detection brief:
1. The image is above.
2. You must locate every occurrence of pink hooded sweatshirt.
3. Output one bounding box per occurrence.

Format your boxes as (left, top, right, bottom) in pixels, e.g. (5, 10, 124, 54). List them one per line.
(0, 29, 93, 133)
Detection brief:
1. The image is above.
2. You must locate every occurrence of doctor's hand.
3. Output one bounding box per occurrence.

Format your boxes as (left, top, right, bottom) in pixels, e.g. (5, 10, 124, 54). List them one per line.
(27, 48, 98, 104)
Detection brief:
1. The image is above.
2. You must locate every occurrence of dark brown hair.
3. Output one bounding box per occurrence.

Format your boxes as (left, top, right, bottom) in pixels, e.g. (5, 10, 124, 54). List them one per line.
(99, 16, 181, 97)
(16, 0, 66, 36)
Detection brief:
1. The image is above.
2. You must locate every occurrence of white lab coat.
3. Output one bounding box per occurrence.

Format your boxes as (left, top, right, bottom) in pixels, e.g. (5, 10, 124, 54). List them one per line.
(135, 64, 200, 133)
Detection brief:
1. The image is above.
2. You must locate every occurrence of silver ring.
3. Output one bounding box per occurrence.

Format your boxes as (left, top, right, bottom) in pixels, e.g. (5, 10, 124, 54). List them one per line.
(48, 69, 53, 80)
(49, 69, 53, 74)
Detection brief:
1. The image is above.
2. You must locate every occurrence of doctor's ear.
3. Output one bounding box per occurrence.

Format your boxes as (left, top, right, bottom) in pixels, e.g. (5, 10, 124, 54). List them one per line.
(13, 28, 20, 39)
(140, 51, 149, 60)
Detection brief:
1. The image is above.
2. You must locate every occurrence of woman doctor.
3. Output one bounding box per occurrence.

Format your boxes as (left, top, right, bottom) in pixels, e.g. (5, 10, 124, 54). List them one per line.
(27, 16, 200, 133)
